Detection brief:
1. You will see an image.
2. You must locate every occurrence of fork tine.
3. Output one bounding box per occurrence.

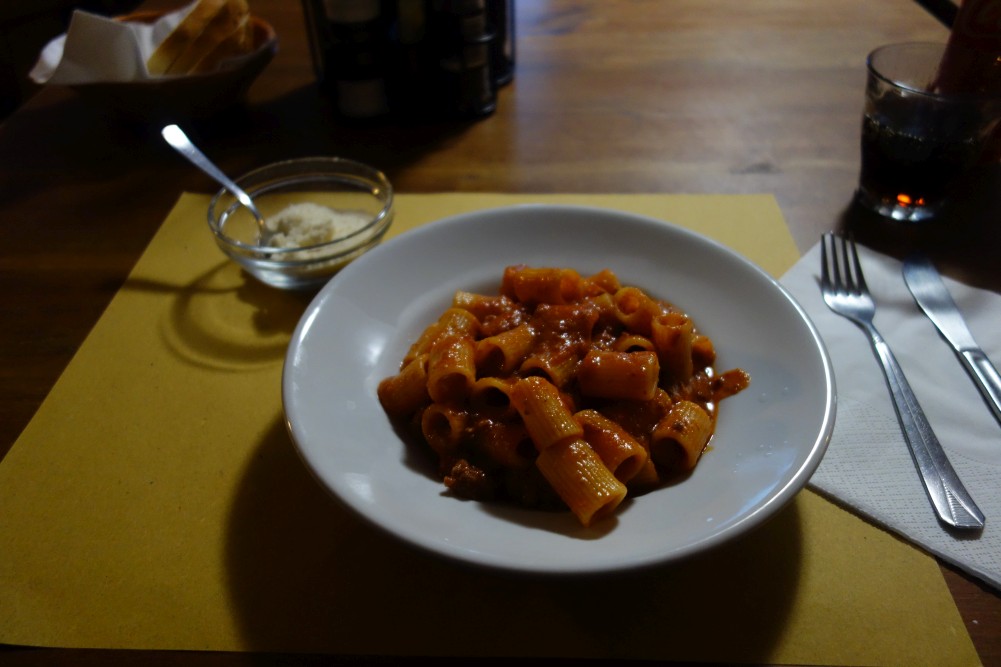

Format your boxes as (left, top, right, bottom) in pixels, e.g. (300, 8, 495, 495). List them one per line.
(830, 233, 845, 292)
(846, 232, 868, 295)
(835, 233, 848, 291)
(820, 233, 831, 287)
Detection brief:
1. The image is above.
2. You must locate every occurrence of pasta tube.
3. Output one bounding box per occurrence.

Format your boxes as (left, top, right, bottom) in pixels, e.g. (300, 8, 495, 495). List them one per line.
(377, 354, 430, 418)
(404, 307, 480, 365)
(421, 404, 468, 457)
(476, 420, 535, 469)
(509, 376, 582, 450)
(583, 268, 621, 295)
(452, 291, 526, 336)
(612, 333, 656, 353)
(475, 322, 535, 376)
(650, 400, 714, 472)
(577, 350, 660, 401)
(628, 458, 662, 492)
(535, 438, 627, 527)
(612, 286, 664, 336)
(692, 333, 716, 368)
(502, 266, 583, 306)
(574, 409, 649, 482)
(519, 347, 582, 389)
(651, 311, 694, 384)
(470, 376, 518, 418)
(427, 335, 476, 404)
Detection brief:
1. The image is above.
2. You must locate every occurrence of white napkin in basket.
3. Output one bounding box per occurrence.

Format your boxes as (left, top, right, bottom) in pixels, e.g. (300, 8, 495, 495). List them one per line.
(29, 4, 192, 85)
(781, 240, 1001, 590)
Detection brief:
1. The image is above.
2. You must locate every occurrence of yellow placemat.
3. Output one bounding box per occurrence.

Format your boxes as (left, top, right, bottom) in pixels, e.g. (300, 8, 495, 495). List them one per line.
(0, 193, 979, 666)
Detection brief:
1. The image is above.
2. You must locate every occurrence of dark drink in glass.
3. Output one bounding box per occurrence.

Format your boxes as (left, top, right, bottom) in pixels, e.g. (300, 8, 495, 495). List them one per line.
(857, 111, 983, 222)
(855, 43, 1001, 223)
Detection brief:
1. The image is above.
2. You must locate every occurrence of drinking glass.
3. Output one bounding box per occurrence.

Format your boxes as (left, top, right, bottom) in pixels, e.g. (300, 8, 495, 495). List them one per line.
(856, 42, 1001, 222)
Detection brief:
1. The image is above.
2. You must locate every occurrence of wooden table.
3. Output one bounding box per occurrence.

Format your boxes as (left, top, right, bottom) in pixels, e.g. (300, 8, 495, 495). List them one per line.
(1, 0, 999, 664)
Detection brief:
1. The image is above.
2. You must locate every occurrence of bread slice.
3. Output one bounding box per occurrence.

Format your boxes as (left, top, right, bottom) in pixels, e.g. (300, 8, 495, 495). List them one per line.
(147, 0, 253, 76)
(166, 0, 250, 74)
(147, 0, 227, 75)
(188, 13, 252, 74)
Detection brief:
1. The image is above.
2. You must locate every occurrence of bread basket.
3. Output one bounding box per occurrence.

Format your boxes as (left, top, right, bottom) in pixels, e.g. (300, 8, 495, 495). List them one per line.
(68, 9, 277, 121)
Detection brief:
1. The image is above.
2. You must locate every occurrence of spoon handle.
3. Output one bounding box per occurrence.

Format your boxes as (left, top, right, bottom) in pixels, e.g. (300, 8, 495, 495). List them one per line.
(160, 124, 263, 220)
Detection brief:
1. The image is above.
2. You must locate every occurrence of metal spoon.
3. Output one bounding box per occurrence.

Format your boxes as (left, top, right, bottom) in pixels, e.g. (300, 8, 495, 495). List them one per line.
(160, 124, 270, 245)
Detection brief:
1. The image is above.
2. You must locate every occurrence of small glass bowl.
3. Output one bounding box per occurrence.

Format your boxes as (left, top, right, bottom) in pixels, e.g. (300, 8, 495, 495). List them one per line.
(207, 157, 394, 290)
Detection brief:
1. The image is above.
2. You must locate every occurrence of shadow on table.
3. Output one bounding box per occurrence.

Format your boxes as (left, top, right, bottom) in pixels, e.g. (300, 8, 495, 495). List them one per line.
(1, 82, 483, 243)
(121, 260, 312, 372)
(836, 164, 1001, 294)
(180, 83, 490, 195)
(223, 418, 804, 663)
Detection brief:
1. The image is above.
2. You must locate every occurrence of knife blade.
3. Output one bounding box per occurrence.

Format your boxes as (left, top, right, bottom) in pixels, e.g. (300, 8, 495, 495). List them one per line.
(903, 254, 1001, 429)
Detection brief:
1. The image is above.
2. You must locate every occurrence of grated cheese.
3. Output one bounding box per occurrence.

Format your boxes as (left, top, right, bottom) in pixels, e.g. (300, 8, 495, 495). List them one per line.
(265, 203, 370, 250)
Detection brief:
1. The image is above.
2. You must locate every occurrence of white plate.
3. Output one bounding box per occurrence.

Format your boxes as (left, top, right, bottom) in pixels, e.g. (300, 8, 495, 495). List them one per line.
(283, 204, 835, 574)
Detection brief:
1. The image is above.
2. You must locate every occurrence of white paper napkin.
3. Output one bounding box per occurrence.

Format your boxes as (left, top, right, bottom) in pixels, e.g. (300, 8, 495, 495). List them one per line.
(29, 3, 193, 85)
(781, 240, 1001, 590)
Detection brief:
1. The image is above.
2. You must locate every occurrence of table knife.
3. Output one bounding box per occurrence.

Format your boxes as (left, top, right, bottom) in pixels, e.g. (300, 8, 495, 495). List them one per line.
(903, 254, 1001, 429)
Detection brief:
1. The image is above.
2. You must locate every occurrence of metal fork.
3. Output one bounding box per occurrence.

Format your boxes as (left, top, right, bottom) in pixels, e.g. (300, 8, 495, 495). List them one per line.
(820, 232, 985, 530)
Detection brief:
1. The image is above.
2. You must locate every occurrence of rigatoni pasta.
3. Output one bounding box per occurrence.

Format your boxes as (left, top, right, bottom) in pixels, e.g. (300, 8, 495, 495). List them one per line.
(377, 266, 750, 527)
